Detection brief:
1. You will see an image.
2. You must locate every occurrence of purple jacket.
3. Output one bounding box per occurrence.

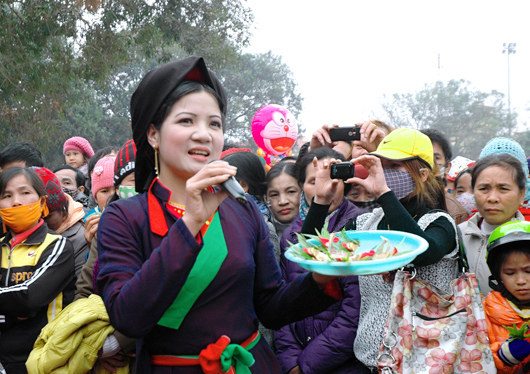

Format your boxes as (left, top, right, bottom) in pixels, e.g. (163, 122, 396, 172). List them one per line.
(97, 180, 338, 374)
(276, 199, 363, 374)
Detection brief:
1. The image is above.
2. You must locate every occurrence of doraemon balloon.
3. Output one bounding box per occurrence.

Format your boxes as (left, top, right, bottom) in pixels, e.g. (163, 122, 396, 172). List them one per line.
(251, 104, 298, 170)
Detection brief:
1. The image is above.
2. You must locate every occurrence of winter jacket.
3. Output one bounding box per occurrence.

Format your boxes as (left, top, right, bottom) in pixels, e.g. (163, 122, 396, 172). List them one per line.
(26, 294, 129, 374)
(61, 221, 88, 278)
(0, 222, 75, 374)
(55, 194, 88, 278)
(276, 198, 363, 374)
(484, 291, 530, 374)
(459, 211, 525, 297)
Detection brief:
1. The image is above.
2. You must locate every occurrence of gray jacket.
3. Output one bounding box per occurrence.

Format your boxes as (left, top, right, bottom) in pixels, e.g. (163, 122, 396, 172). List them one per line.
(61, 221, 89, 278)
(459, 211, 524, 296)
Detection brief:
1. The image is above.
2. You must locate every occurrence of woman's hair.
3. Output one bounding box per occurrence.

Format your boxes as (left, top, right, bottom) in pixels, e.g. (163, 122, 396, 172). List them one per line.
(370, 119, 395, 135)
(472, 154, 526, 191)
(279, 155, 297, 163)
(0, 166, 46, 198)
(297, 147, 352, 195)
(152, 81, 225, 131)
(222, 151, 267, 202)
(53, 164, 86, 189)
(402, 159, 447, 210)
(454, 168, 473, 190)
(266, 162, 298, 188)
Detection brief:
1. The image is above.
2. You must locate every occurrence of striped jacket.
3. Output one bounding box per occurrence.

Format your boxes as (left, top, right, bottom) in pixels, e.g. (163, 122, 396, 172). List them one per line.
(0, 222, 75, 374)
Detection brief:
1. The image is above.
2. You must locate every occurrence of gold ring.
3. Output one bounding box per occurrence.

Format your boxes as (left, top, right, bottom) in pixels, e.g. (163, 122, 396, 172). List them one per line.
(374, 125, 378, 129)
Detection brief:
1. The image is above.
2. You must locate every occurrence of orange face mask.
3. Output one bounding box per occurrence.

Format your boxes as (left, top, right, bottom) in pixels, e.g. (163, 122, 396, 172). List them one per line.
(0, 197, 49, 233)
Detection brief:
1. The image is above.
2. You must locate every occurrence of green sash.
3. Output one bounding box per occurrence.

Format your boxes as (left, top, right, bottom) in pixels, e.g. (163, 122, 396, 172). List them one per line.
(158, 211, 227, 329)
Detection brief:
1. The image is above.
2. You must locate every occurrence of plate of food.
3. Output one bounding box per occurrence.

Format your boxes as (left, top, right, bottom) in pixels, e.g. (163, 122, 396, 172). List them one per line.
(284, 227, 429, 276)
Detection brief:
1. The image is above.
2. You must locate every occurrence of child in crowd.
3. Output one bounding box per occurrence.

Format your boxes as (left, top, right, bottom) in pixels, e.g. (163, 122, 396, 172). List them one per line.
(484, 220, 530, 374)
(84, 156, 116, 247)
(91, 157, 116, 213)
(35, 167, 88, 278)
(453, 168, 476, 215)
(63, 136, 94, 178)
(86, 146, 120, 209)
(53, 164, 90, 210)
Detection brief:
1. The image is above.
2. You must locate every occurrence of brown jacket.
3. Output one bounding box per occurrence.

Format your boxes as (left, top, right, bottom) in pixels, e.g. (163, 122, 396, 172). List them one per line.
(445, 192, 469, 225)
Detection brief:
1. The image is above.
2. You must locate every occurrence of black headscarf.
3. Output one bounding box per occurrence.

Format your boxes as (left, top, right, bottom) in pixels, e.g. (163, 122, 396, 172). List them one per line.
(131, 56, 227, 193)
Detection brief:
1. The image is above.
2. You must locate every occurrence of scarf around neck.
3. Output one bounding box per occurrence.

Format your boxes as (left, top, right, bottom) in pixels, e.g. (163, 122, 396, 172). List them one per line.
(298, 191, 339, 224)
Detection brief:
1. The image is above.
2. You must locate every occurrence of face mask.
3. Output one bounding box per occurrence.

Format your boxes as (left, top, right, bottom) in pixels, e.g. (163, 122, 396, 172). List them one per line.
(62, 186, 79, 199)
(118, 185, 138, 199)
(383, 167, 416, 200)
(456, 192, 476, 215)
(0, 197, 48, 233)
(352, 199, 379, 211)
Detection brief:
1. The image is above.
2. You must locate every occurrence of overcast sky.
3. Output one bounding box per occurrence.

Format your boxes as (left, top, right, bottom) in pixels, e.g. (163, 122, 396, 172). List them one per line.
(243, 0, 529, 137)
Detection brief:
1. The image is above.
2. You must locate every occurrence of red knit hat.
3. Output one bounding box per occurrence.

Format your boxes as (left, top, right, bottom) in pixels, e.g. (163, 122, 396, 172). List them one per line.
(34, 167, 68, 212)
(92, 157, 116, 198)
(63, 136, 95, 158)
(114, 140, 137, 187)
(220, 148, 252, 159)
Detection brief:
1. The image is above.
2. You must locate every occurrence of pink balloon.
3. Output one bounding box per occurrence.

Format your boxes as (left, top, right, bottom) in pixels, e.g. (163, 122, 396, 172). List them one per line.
(251, 104, 298, 156)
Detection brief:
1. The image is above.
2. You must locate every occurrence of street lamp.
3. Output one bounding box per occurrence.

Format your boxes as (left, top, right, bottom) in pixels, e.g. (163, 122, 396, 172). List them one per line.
(502, 42, 516, 134)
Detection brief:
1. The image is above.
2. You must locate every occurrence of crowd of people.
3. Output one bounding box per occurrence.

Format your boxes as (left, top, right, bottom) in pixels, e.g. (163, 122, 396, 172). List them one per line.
(1, 56, 530, 374)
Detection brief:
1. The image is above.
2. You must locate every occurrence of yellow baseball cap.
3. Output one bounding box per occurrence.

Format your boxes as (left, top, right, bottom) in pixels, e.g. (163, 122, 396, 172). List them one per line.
(371, 128, 434, 169)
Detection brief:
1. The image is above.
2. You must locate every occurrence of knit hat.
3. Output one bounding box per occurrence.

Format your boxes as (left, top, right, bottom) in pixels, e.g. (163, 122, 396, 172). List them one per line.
(92, 157, 116, 198)
(131, 56, 227, 193)
(63, 137, 95, 159)
(479, 137, 530, 202)
(371, 129, 434, 169)
(114, 140, 137, 187)
(220, 148, 252, 159)
(34, 167, 68, 212)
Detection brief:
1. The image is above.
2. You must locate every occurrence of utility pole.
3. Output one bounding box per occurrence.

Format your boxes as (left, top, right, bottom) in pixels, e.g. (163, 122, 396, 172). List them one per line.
(502, 43, 516, 135)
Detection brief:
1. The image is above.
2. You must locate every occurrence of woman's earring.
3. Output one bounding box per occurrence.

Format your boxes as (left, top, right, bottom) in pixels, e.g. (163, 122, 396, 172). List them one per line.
(154, 147, 160, 177)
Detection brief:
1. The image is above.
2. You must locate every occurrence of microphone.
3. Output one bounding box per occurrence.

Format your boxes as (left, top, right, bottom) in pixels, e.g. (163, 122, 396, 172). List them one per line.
(219, 176, 247, 205)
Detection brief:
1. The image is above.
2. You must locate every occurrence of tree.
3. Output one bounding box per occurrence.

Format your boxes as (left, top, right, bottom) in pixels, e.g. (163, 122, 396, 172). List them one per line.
(378, 79, 512, 159)
(1, 0, 253, 164)
(218, 51, 304, 148)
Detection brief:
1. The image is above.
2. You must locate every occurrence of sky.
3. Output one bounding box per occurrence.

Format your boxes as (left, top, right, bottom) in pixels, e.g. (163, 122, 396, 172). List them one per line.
(243, 0, 530, 137)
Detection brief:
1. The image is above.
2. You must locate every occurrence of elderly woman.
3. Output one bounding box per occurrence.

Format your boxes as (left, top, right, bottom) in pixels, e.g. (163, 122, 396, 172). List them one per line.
(459, 153, 526, 296)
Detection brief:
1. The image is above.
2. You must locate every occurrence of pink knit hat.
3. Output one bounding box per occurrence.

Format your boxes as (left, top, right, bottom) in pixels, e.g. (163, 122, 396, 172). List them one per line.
(92, 157, 116, 198)
(63, 136, 95, 158)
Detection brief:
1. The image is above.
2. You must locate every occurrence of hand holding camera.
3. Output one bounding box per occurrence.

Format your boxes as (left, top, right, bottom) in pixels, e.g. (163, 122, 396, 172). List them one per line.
(313, 157, 348, 206)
